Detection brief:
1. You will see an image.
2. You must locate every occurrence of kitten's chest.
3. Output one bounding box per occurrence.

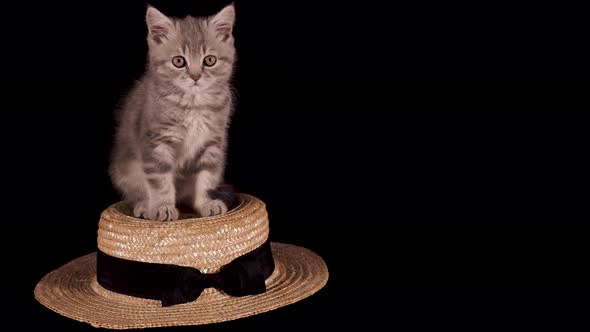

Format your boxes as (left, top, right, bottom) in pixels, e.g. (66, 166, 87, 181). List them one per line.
(176, 112, 213, 160)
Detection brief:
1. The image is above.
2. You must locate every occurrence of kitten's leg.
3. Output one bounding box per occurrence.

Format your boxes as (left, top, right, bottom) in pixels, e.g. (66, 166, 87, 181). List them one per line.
(111, 159, 150, 218)
(141, 145, 179, 221)
(192, 146, 227, 217)
(194, 169, 227, 216)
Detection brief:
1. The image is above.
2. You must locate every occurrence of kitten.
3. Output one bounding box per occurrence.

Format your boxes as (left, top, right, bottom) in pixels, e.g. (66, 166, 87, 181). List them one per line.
(109, 4, 236, 221)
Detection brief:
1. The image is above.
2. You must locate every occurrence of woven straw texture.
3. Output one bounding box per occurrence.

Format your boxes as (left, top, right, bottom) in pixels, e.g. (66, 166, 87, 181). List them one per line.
(98, 194, 270, 273)
(34, 194, 329, 329)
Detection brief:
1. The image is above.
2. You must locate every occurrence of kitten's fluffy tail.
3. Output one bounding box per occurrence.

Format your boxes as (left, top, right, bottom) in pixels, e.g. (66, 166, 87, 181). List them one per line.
(208, 183, 237, 210)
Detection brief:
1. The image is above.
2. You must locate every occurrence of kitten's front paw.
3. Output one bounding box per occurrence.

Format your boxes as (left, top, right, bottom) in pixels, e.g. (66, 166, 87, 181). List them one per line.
(133, 202, 148, 219)
(148, 204, 179, 221)
(198, 199, 228, 217)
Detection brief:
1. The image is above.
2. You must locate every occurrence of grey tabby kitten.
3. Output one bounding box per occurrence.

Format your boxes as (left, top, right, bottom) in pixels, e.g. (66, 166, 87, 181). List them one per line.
(110, 4, 236, 221)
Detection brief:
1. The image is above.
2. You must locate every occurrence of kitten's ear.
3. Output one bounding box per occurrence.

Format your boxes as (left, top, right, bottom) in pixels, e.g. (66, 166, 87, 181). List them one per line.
(146, 6, 175, 44)
(209, 4, 235, 42)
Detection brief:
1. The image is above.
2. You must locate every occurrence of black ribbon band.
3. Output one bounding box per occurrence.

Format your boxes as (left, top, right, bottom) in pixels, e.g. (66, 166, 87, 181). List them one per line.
(97, 239, 274, 306)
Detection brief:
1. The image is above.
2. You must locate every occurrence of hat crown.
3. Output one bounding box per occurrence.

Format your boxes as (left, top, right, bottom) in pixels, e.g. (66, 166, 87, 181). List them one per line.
(97, 194, 269, 273)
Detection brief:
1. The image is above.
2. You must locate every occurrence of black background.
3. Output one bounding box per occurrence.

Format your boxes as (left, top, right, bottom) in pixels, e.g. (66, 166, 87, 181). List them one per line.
(4, 0, 588, 330)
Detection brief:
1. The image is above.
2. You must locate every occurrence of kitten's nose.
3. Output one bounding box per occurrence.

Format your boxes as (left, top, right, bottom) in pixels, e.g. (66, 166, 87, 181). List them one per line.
(189, 73, 201, 82)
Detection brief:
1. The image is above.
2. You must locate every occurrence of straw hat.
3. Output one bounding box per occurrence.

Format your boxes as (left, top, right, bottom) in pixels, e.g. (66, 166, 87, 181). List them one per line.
(34, 194, 328, 329)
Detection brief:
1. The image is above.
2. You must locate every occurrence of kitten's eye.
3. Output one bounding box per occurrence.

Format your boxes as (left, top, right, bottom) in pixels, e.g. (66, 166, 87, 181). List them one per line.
(203, 55, 217, 67)
(171, 56, 186, 68)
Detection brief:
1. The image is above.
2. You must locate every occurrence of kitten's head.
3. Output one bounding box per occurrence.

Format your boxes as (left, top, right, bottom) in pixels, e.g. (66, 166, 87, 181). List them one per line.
(145, 5, 236, 95)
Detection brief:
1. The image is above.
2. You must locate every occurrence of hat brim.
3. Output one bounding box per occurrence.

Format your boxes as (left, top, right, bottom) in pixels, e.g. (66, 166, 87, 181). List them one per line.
(34, 242, 328, 329)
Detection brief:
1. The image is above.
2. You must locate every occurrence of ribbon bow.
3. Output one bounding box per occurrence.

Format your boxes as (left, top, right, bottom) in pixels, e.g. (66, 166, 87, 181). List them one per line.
(161, 251, 269, 306)
(97, 240, 274, 307)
